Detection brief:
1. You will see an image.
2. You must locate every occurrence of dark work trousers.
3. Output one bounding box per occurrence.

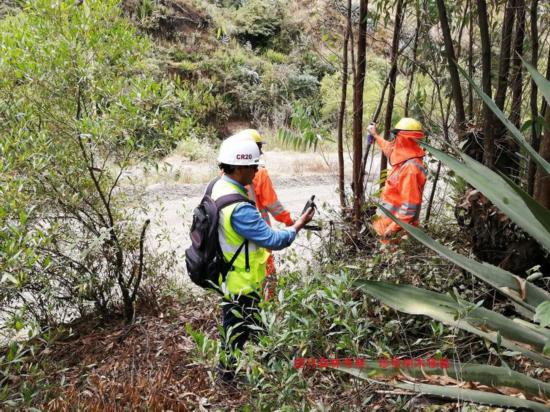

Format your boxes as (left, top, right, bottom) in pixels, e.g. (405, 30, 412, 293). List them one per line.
(219, 293, 262, 379)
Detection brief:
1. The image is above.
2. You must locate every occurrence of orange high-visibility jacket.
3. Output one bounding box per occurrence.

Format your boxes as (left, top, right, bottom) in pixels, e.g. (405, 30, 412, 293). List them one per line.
(246, 168, 293, 227)
(372, 131, 427, 238)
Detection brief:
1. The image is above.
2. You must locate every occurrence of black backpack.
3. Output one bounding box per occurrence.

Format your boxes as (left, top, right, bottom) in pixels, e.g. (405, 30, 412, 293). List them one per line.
(185, 177, 254, 291)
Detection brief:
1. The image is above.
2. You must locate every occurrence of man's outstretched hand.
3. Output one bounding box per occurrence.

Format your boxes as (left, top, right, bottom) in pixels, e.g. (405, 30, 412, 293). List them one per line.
(292, 207, 315, 233)
(367, 122, 378, 136)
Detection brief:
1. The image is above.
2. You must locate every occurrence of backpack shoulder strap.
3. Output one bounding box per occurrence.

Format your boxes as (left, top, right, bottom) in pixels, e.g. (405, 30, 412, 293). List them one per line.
(205, 176, 221, 196)
(215, 193, 255, 210)
(215, 193, 254, 275)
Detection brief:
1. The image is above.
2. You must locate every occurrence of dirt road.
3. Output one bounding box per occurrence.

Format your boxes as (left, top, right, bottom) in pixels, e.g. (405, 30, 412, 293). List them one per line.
(137, 149, 448, 287)
(138, 150, 360, 286)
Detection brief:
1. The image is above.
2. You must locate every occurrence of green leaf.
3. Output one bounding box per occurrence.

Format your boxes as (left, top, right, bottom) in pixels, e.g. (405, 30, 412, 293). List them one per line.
(378, 205, 550, 313)
(456, 63, 550, 175)
(356, 280, 550, 367)
(423, 144, 550, 252)
(520, 55, 550, 106)
(535, 301, 550, 328)
(391, 382, 549, 412)
(333, 360, 550, 398)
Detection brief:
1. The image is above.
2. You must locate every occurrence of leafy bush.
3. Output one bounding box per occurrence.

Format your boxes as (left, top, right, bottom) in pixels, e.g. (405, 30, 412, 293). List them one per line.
(263, 49, 288, 64)
(0, 0, 180, 341)
(288, 73, 320, 98)
(232, 0, 286, 48)
(344, 62, 550, 409)
(188, 44, 324, 125)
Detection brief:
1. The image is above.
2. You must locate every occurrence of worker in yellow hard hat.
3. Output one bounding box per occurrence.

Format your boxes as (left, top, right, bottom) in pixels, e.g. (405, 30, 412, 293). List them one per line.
(366, 118, 427, 244)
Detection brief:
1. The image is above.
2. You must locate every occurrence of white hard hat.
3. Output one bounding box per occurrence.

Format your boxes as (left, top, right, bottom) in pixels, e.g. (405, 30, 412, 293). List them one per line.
(217, 138, 261, 166)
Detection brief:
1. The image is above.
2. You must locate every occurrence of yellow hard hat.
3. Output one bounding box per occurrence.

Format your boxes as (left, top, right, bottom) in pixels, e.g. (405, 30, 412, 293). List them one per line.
(235, 129, 263, 144)
(394, 118, 423, 131)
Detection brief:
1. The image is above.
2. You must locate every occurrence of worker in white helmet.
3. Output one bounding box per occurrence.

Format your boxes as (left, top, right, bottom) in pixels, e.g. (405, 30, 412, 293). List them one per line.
(214, 138, 315, 384)
(225, 129, 294, 299)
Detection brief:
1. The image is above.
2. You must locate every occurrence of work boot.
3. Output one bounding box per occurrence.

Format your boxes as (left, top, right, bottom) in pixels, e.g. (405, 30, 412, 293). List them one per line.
(216, 364, 249, 388)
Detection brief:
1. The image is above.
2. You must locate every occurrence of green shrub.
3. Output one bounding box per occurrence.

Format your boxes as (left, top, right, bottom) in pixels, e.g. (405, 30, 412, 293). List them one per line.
(0, 0, 179, 344)
(232, 0, 286, 48)
(263, 49, 287, 64)
(288, 73, 320, 98)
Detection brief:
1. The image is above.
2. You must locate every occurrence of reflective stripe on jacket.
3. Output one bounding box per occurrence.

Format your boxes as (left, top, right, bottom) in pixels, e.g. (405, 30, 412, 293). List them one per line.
(373, 158, 427, 237)
(373, 132, 427, 238)
(247, 168, 293, 227)
(212, 178, 269, 295)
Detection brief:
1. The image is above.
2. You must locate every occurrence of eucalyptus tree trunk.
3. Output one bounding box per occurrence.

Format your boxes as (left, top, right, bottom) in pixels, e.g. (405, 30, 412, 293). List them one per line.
(477, 0, 495, 168)
(380, 0, 405, 183)
(404, 4, 420, 117)
(534, 50, 550, 208)
(494, 0, 516, 111)
(352, 0, 368, 228)
(360, 74, 387, 193)
(372, 75, 389, 122)
(467, 0, 474, 120)
(509, 0, 526, 129)
(527, 0, 539, 196)
(542, 48, 550, 118)
(435, 0, 466, 135)
(503, 0, 526, 180)
(426, 63, 452, 223)
(337, 0, 352, 209)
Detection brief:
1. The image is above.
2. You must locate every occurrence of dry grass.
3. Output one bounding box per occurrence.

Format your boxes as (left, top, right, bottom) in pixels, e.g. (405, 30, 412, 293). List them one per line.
(38, 296, 247, 411)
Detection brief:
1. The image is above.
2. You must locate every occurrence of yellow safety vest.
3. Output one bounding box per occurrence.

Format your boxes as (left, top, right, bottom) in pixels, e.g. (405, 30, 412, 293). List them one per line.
(212, 178, 269, 296)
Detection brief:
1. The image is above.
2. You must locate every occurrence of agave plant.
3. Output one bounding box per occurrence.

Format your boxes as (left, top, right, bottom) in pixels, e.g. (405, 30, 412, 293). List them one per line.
(336, 60, 550, 410)
(332, 362, 550, 411)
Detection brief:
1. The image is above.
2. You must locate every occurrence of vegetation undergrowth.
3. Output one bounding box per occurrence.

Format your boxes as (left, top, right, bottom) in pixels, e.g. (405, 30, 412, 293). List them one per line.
(240, 219, 548, 409)
(2, 0, 549, 409)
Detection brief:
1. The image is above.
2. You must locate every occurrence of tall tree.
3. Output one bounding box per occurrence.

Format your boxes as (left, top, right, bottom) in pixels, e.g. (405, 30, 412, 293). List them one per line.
(509, 0, 526, 129)
(467, 0, 474, 119)
(352, 0, 369, 227)
(380, 0, 406, 180)
(477, 0, 495, 167)
(534, 104, 550, 208)
(337, 0, 352, 209)
(404, 1, 420, 117)
(493, 0, 516, 111)
(527, 0, 539, 195)
(436, 0, 466, 135)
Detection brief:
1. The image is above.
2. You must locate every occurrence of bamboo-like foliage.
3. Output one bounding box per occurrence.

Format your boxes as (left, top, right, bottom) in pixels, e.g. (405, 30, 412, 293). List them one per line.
(338, 62, 550, 410)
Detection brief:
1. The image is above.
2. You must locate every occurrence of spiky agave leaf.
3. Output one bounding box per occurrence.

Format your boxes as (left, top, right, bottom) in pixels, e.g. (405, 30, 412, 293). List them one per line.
(377, 205, 550, 316)
(331, 360, 550, 398)
(336, 366, 550, 412)
(356, 280, 550, 367)
(421, 145, 550, 251)
(456, 63, 550, 174)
